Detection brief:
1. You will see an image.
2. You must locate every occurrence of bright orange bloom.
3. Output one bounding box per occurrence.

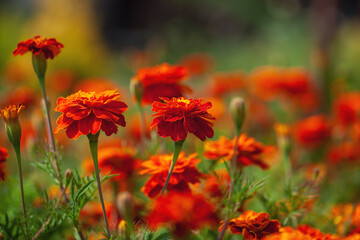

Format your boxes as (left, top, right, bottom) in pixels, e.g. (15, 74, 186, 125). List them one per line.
(203, 170, 230, 199)
(139, 152, 202, 198)
(13, 36, 64, 59)
(297, 225, 338, 240)
(266, 226, 340, 240)
(2, 87, 38, 108)
(210, 71, 246, 97)
(204, 135, 275, 169)
(179, 53, 214, 75)
(55, 90, 127, 139)
(74, 78, 120, 93)
(352, 204, 360, 228)
(151, 97, 215, 141)
(0, 147, 8, 181)
(83, 144, 138, 181)
(219, 210, 280, 240)
(0, 105, 25, 123)
(333, 92, 360, 126)
(49, 70, 76, 93)
(147, 192, 218, 237)
(293, 115, 332, 148)
(132, 63, 191, 104)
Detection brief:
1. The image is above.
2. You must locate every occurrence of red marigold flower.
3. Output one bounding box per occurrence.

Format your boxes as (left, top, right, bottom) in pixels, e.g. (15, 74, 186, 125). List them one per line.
(151, 97, 215, 141)
(209, 71, 246, 97)
(333, 92, 360, 126)
(147, 192, 218, 237)
(13, 36, 64, 59)
(203, 170, 230, 199)
(219, 210, 280, 240)
(179, 53, 214, 76)
(293, 115, 332, 148)
(204, 135, 276, 169)
(297, 225, 338, 240)
(327, 142, 360, 165)
(132, 63, 191, 105)
(54, 90, 128, 139)
(0, 147, 8, 181)
(266, 227, 320, 240)
(139, 152, 203, 198)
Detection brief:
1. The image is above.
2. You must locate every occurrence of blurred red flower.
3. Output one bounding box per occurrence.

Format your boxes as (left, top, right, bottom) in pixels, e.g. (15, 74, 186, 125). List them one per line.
(179, 53, 214, 76)
(219, 210, 280, 240)
(203, 170, 230, 199)
(151, 97, 215, 141)
(327, 142, 360, 165)
(204, 135, 276, 169)
(209, 71, 246, 97)
(297, 225, 337, 240)
(333, 92, 360, 126)
(0, 147, 8, 181)
(139, 152, 202, 198)
(293, 115, 332, 148)
(13, 36, 64, 59)
(55, 90, 127, 139)
(147, 192, 218, 237)
(79, 201, 119, 230)
(132, 63, 191, 104)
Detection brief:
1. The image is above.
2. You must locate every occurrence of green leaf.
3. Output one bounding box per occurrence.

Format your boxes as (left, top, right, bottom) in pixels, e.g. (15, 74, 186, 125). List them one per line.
(154, 232, 171, 240)
(74, 180, 95, 201)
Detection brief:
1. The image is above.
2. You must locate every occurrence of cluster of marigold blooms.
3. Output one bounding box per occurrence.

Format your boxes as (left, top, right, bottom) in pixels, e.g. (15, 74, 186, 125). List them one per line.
(1, 35, 360, 240)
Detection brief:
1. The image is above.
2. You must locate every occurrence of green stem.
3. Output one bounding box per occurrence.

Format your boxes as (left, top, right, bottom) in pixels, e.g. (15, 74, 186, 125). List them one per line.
(137, 102, 146, 148)
(88, 132, 111, 237)
(13, 144, 28, 239)
(160, 140, 185, 194)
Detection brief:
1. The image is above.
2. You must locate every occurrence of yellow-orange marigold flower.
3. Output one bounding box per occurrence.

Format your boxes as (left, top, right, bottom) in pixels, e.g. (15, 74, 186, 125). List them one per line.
(0, 105, 25, 124)
(139, 152, 203, 198)
(54, 90, 127, 139)
(204, 135, 276, 169)
(219, 210, 280, 240)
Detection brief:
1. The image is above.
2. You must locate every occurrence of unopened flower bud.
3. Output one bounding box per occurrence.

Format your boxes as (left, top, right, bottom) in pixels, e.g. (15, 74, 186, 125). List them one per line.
(130, 78, 144, 104)
(116, 191, 133, 221)
(0, 105, 25, 148)
(65, 169, 73, 179)
(230, 97, 245, 135)
(32, 54, 47, 82)
(118, 220, 129, 239)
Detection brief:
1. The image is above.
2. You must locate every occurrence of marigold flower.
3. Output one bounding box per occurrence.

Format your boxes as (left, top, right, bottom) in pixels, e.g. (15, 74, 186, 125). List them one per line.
(265, 227, 315, 240)
(210, 71, 246, 97)
(327, 142, 360, 165)
(0, 105, 25, 124)
(293, 115, 332, 148)
(0, 147, 8, 181)
(54, 90, 128, 139)
(139, 152, 203, 198)
(203, 170, 230, 199)
(13, 36, 64, 59)
(219, 210, 280, 240)
(333, 92, 360, 126)
(331, 203, 354, 235)
(204, 135, 275, 169)
(296, 225, 338, 240)
(147, 192, 218, 237)
(179, 53, 214, 76)
(79, 201, 118, 229)
(151, 97, 215, 141)
(132, 63, 191, 104)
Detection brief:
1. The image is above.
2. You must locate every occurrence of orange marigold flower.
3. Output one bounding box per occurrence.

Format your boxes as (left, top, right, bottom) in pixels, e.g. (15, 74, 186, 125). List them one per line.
(151, 97, 215, 141)
(79, 201, 119, 230)
(219, 210, 280, 240)
(203, 170, 230, 199)
(147, 192, 218, 237)
(204, 135, 275, 169)
(297, 225, 338, 240)
(0, 104, 25, 124)
(139, 152, 203, 198)
(132, 63, 191, 104)
(327, 142, 360, 165)
(333, 92, 360, 126)
(0, 147, 8, 181)
(210, 71, 246, 97)
(266, 227, 324, 240)
(293, 115, 332, 148)
(13, 36, 64, 59)
(179, 53, 214, 76)
(54, 90, 127, 139)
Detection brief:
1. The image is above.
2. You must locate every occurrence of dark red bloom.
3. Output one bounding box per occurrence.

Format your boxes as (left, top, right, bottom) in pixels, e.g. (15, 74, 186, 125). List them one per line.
(0, 147, 8, 181)
(219, 210, 280, 240)
(55, 90, 128, 139)
(151, 97, 215, 141)
(139, 152, 203, 198)
(132, 63, 191, 105)
(13, 36, 64, 59)
(147, 192, 218, 237)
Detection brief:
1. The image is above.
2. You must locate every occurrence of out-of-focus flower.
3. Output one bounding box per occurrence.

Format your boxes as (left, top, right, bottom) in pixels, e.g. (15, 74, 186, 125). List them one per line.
(132, 63, 191, 105)
(139, 152, 202, 198)
(54, 90, 128, 139)
(303, 163, 327, 183)
(206, 97, 225, 120)
(151, 97, 215, 141)
(204, 135, 276, 169)
(333, 92, 360, 126)
(331, 203, 354, 235)
(48, 70, 76, 93)
(327, 142, 360, 165)
(79, 201, 118, 230)
(209, 71, 246, 97)
(33, 185, 69, 207)
(203, 170, 230, 199)
(266, 227, 328, 240)
(13, 36, 64, 59)
(0, 147, 8, 181)
(296, 225, 338, 240)
(147, 192, 218, 237)
(179, 53, 214, 76)
(83, 144, 138, 182)
(126, 116, 151, 143)
(352, 204, 360, 228)
(74, 78, 120, 93)
(293, 115, 332, 148)
(2, 87, 38, 108)
(219, 210, 280, 240)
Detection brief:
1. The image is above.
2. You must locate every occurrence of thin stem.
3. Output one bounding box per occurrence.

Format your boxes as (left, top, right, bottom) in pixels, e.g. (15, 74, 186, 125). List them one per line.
(88, 134, 111, 237)
(160, 140, 185, 194)
(218, 134, 240, 240)
(13, 144, 28, 239)
(137, 102, 146, 143)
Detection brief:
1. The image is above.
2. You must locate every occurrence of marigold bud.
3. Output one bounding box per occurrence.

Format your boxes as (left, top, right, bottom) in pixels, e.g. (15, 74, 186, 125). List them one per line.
(130, 78, 144, 103)
(116, 191, 133, 221)
(0, 105, 25, 147)
(230, 97, 245, 135)
(118, 220, 129, 239)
